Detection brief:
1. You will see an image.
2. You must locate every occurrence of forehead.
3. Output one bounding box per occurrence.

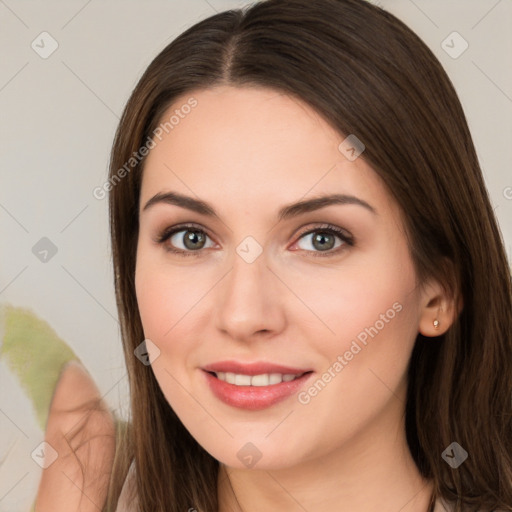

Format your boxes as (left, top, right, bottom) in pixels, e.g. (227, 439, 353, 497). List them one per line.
(140, 85, 393, 219)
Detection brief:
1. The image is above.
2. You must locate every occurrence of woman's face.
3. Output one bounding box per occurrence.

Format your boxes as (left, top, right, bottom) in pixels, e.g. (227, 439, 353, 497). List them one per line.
(135, 85, 431, 469)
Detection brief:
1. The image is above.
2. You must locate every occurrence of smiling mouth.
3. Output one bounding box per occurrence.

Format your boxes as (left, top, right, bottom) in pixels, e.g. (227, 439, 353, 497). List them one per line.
(206, 370, 313, 387)
(203, 369, 315, 410)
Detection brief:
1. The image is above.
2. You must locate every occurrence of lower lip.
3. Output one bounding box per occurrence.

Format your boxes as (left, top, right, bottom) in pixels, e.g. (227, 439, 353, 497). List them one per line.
(202, 370, 313, 411)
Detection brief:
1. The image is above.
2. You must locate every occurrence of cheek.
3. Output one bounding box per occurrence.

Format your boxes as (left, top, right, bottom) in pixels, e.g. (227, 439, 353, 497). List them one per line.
(134, 252, 188, 400)
(135, 250, 204, 341)
(288, 249, 417, 354)
(135, 260, 192, 407)
(134, 251, 213, 389)
(293, 243, 420, 414)
(287, 261, 420, 459)
(135, 264, 168, 342)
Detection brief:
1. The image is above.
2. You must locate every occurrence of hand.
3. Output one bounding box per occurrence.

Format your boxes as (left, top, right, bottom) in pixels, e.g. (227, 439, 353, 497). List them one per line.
(34, 361, 116, 512)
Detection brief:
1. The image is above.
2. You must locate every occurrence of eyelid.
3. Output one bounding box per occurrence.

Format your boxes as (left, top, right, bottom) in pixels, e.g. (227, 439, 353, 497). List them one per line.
(294, 223, 353, 244)
(155, 222, 212, 243)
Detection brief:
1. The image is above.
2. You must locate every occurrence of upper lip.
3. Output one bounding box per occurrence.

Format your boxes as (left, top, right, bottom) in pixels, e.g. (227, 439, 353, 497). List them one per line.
(202, 360, 312, 376)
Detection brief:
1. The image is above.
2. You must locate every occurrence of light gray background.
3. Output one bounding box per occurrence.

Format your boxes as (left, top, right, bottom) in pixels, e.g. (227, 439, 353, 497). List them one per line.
(0, 0, 511, 509)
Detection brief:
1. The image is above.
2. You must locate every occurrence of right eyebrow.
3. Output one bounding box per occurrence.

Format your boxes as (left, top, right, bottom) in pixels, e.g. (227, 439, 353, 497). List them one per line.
(142, 191, 219, 217)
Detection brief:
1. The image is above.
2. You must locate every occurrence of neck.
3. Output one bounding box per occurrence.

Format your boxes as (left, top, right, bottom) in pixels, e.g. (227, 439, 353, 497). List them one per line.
(217, 396, 434, 512)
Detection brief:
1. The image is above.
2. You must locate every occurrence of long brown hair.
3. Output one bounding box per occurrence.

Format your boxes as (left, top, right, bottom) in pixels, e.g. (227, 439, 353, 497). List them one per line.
(105, 0, 512, 510)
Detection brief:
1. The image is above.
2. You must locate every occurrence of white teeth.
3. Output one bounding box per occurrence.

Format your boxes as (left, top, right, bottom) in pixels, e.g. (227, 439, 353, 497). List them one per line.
(251, 374, 270, 386)
(269, 373, 282, 385)
(235, 374, 252, 386)
(214, 372, 302, 386)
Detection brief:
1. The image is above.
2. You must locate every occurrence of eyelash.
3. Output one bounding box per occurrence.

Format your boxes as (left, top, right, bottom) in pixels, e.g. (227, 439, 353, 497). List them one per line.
(155, 222, 355, 258)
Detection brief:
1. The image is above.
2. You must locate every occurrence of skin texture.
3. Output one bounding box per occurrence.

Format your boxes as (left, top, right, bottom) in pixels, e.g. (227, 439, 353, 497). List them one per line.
(135, 85, 457, 512)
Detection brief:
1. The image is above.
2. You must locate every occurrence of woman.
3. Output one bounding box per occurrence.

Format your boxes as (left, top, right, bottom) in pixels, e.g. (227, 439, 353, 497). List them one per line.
(104, 0, 512, 510)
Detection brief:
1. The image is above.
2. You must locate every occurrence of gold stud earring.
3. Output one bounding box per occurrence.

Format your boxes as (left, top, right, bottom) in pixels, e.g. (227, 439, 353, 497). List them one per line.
(433, 319, 440, 329)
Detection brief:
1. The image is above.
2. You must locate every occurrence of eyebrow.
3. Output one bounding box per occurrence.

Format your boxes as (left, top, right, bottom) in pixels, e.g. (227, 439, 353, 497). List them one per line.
(142, 191, 377, 220)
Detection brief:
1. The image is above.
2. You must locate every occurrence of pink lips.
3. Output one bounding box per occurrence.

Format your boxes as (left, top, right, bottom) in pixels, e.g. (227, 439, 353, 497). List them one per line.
(201, 360, 313, 411)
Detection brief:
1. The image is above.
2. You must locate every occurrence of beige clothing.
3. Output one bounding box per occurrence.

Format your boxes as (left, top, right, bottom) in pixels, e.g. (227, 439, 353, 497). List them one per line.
(115, 461, 139, 512)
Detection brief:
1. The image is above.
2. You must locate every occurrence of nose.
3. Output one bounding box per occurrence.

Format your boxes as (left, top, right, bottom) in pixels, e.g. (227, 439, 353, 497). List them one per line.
(214, 249, 286, 342)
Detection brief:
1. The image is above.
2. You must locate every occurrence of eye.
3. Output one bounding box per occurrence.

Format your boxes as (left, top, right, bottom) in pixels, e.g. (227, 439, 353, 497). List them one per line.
(292, 224, 354, 257)
(156, 222, 354, 258)
(156, 223, 215, 257)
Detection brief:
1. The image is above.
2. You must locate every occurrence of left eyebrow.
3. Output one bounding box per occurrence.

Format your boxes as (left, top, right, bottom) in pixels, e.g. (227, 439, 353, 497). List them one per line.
(277, 193, 377, 221)
(141, 191, 377, 220)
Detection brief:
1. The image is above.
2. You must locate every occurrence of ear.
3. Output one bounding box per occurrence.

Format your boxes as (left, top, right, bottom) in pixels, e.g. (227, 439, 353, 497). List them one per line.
(418, 277, 462, 337)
